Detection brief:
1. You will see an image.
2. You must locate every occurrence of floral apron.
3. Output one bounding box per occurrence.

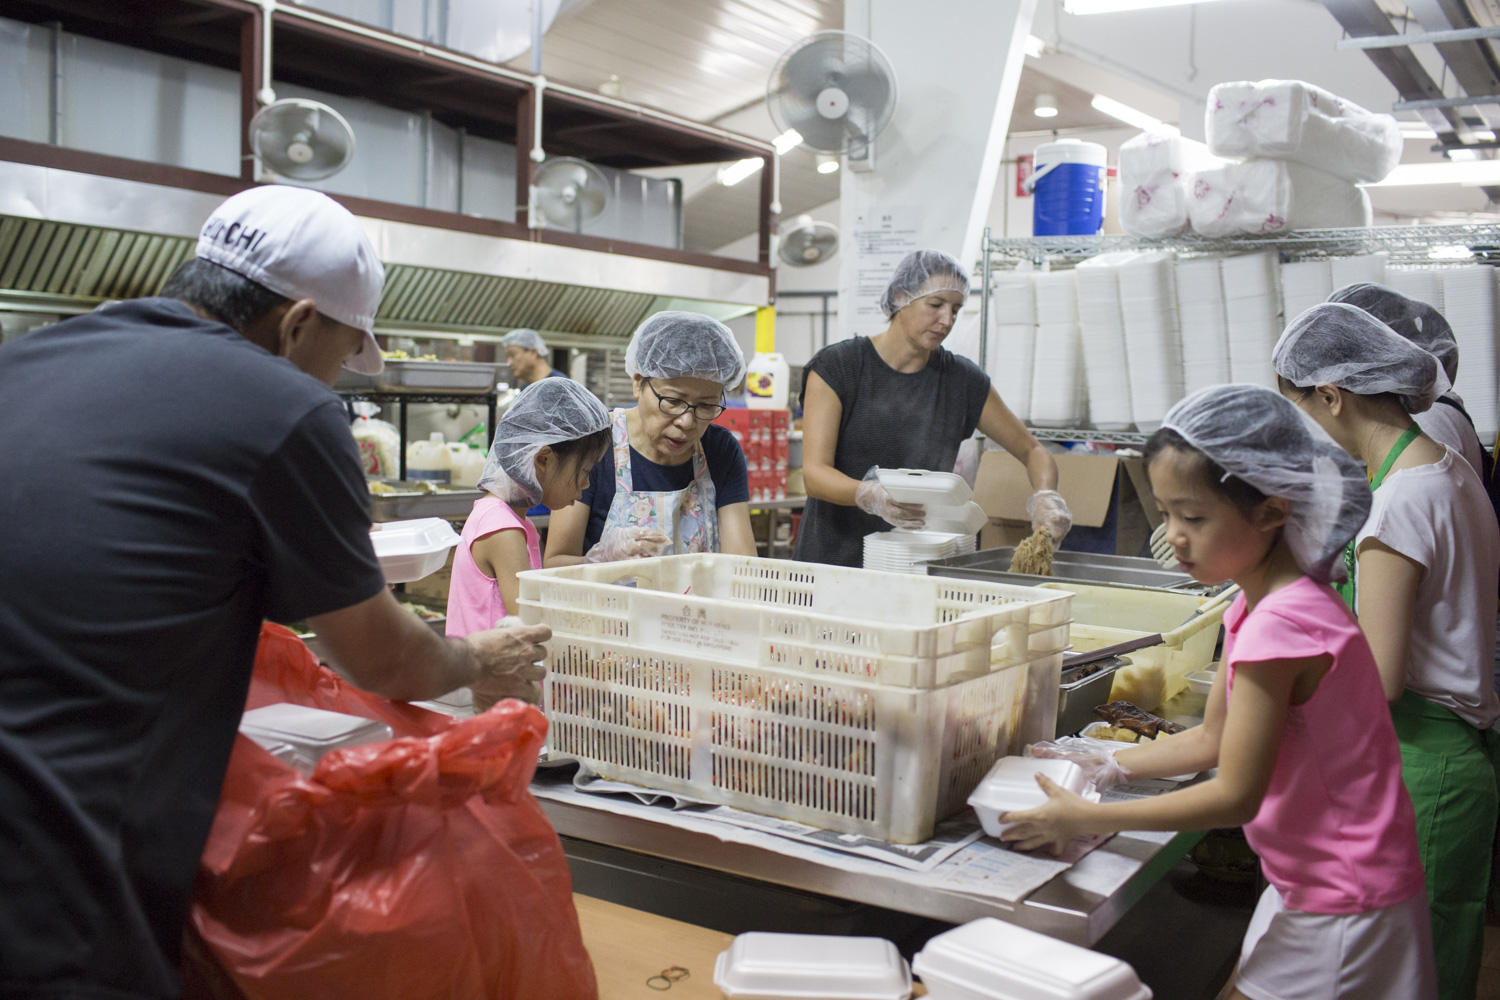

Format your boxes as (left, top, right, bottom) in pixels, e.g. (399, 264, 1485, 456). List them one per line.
(604, 409, 718, 554)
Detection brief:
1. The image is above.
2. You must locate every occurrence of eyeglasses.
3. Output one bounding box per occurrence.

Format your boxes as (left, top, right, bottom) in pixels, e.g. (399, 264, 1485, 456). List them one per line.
(644, 379, 727, 421)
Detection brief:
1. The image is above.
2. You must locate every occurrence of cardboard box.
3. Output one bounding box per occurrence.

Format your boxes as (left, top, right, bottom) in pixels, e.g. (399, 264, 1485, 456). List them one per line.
(971, 451, 1158, 557)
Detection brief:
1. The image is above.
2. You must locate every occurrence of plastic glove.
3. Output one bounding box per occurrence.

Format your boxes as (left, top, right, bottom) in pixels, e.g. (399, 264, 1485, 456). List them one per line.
(1026, 737, 1131, 792)
(467, 621, 551, 711)
(854, 468, 926, 530)
(585, 525, 672, 563)
(1149, 522, 1181, 570)
(1026, 489, 1073, 542)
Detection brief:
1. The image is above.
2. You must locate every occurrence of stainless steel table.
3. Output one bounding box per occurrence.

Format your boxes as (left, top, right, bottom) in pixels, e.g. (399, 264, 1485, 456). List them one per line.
(537, 791, 1202, 947)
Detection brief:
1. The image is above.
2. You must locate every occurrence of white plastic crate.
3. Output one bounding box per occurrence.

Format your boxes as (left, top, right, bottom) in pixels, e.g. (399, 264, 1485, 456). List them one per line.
(517, 554, 1071, 690)
(518, 555, 1073, 843)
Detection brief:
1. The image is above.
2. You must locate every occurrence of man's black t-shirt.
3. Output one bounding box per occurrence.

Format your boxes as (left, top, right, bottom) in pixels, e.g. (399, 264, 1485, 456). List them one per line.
(0, 298, 386, 999)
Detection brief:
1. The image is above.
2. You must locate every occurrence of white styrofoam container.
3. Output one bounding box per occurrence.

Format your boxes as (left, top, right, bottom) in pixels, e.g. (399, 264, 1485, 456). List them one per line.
(967, 756, 1094, 838)
(877, 468, 973, 507)
(918, 501, 989, 536)
(519, 554, 1072, 843)
(240, 703, 394, 773)
(913, 918, 1151, 1000)
(370, 517, 460, 583)
(714, 933, 912, 1000)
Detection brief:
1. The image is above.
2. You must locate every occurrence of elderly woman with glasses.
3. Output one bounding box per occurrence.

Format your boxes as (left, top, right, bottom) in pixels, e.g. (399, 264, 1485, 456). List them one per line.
(544, 312, 757, 565)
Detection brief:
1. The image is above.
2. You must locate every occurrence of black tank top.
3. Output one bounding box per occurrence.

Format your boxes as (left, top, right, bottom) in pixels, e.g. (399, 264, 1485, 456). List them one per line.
(794, 336, 990, 567)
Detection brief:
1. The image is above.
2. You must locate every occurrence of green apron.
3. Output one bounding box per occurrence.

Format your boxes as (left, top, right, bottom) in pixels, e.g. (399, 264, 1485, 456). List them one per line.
(1391, 686, 1500, 1000)
(1335, 422, 1423, 610)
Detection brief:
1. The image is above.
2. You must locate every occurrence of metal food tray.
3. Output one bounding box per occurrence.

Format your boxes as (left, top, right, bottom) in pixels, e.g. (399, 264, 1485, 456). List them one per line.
(377, 360, 503, 392)
(926, 547, 1206, 593)
(368, 482, 482, 521)
(1057, 657, 1126, 737)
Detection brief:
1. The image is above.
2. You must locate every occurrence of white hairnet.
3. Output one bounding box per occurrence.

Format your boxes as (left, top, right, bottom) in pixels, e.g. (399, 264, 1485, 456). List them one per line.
(1159, 384, 1371, 583)
(879, 250, 970, 320)
(477, 378, 610, 504)
(624, 311, 746, 386)
(502, 328, 547, 353)
(1273, 302, 1450, 414)
(1326, 282, 1458, 384)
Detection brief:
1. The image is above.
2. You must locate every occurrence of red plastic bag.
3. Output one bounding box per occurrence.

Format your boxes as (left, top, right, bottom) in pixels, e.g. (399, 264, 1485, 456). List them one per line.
(190, 623, 598, 1000)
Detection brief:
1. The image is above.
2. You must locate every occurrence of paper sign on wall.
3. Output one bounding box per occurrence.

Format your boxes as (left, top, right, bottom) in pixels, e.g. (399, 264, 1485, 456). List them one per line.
(851, 205, 923, 334)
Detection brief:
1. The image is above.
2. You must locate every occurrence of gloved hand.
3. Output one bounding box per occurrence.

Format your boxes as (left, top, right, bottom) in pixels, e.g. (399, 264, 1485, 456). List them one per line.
(1026, 489, 1073, 542)
(854, 467, 926, 530)
(1149, 522, 1181, 570)
(1026, 737, 1131, 792)
(585, 525, 672, 563)
(466, 620, 551, 711)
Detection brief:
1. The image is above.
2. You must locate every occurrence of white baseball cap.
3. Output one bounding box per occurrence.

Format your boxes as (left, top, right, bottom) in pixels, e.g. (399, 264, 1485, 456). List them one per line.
(196, 185, 387, 375)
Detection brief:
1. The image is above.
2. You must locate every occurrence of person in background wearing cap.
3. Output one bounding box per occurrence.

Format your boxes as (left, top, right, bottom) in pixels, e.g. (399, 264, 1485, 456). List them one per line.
(0, 185, 551, 1000)
(545, 311, 758, 564)
(1327, 282, 1487, 476)
(795, 249, 1070, 568)
(1275, 302, 1500, 1000)
(502, 327, 569, 386)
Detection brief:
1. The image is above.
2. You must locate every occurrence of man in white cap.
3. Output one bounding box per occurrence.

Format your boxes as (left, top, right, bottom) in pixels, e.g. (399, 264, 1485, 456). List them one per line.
(0, 185, 550, 999)
(501, 327, 569, 386)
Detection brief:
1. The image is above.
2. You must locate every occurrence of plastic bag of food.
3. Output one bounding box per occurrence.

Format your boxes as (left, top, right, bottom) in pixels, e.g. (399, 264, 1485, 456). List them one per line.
(190, 624, 597, 1000)
(350, 402, 401, 478)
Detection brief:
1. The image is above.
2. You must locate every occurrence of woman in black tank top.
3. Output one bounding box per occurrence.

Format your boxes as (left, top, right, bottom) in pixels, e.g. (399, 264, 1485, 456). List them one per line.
(795, 249, 1072, 567)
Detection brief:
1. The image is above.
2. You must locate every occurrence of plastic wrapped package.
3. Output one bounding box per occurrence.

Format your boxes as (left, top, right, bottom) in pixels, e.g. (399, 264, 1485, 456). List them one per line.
(1329, 252, 1388, 290)
(1206, 79, 1403, 183)
(191, 623, 598, 1000)
(1187, 159, 1372, 238)
(350, 403, 401, 479)
(1073, 252, 1135, 429)
(1173, 256, 1232, 394)
(991, 269, 1037, 326)
(1119, 130, 1217, 238)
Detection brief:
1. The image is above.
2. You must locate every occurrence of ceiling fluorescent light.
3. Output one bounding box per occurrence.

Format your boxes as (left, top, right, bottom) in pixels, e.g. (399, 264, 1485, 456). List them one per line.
(1398, 122, 1438, 139)
(773, 129, 804, 155)
(817, 158, 840, 174)
(1367, 160, 1500, 186)
(1034, 93, 1059, 118)
(1065, 0, 1230, 13)
(718, 157, 764, 186)
(1024, 35, 1047, 57)
(1090, 94, 1179, 134)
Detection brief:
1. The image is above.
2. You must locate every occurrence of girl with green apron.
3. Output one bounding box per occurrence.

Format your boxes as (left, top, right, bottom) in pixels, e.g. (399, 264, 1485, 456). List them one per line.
(1276, 302, 1500, 1000)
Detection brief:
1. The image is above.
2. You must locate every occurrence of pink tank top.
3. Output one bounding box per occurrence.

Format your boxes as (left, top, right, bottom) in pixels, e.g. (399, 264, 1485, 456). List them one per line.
(445, 497, 541, 638)
(1223, 575, 1426, 913)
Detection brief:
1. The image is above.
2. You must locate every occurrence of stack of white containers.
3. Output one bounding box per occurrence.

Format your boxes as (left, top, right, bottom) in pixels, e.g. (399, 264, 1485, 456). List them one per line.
(862, 469, 987, 575)
(1220, 253, 1283, 387)
(1192, 80, 1397, 237)
(1031, 271, 1088, 427)
(1386, 268, 1445, 312)
(1279, 259, 1333, 321)
(1073, 253, 1135, 429)
(988, 270, 1038, 422)
(1329, 252, 1389, 289)
(1174, 256, 1232, 395)
(1440, 267, 1500, 440)
(1117, 251, 1184, 430)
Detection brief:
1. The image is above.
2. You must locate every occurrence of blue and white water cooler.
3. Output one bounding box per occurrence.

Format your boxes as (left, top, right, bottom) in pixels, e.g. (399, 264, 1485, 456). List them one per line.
(1028, 139, 1107, 236)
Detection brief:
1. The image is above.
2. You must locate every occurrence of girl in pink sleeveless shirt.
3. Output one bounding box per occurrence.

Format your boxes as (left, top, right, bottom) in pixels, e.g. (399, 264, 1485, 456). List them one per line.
(1001, 385, 1435, 1000)
(447, 380, 611, 707)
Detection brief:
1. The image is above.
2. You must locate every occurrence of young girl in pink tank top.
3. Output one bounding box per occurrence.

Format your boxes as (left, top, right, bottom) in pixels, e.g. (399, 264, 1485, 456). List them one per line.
(1001, 385, 1435, 1000)
(446, 379, 611, 709)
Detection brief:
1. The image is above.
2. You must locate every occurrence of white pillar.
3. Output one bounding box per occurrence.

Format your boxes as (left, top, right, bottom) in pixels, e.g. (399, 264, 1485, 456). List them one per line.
(838, 0, 1036, 343)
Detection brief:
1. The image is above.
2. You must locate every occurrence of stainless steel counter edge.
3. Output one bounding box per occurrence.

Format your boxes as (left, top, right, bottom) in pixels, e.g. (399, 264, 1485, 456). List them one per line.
(538, 794, 1202, 946)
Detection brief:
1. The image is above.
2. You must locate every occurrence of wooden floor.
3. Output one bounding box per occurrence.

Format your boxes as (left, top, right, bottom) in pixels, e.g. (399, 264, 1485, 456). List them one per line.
(1481, 922, 1500, 999)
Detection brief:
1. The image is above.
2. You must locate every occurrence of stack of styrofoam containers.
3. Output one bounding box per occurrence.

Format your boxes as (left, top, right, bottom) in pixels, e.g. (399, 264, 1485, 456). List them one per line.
(1386, 268, 1445, 313)
(1073, 252, 1136, 429)
(1441, 267, 1500, 440)
(1031, 271, 1087, 427)
(1118, 130, 1213, 239)
(1117, 251, 1184, 430)
(1279, 259, 1333, 323)
(1192, 79, 1399, 237)
(864, 470, 986, 573)
(989, 270, 1038, 422)
(1220, 253, 1283, 387)
(1329, 252, 1388, 291)
(1174, 256, 1232, 395)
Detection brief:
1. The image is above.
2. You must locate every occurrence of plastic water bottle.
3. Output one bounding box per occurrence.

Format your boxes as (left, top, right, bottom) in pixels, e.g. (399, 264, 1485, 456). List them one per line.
(1030, 139, 1108, 236)
(406, 432, 452, 484)
(746, 352, 789, 409)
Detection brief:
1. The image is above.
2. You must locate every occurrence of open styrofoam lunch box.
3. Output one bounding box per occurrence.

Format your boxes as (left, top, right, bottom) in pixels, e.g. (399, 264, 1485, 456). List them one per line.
(913, 918, 1152, 1000)
(713, 932, 912, 1000)
(967, 756, 1097, 839)
(370, 517, 460, 583)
